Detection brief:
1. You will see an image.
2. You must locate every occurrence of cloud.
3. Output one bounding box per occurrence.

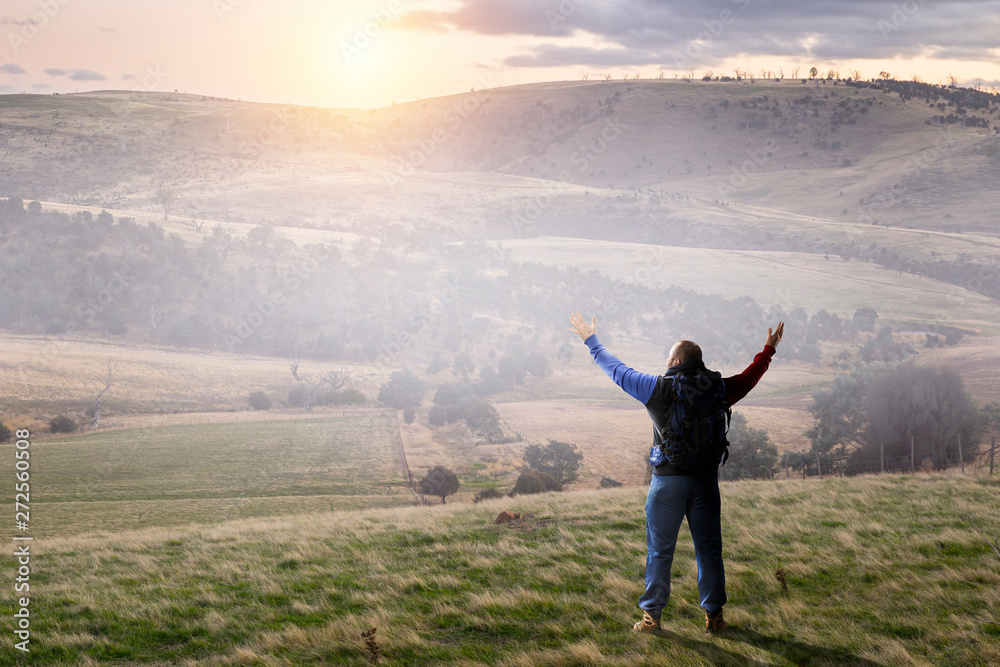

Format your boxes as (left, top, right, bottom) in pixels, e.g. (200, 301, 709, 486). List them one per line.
(0, 63, 27, 74)
(32, 82, 50, 91)
(0, 85, 13, 92)
(121, 73, 136, 81)
(99, 26, 116, 33)
(44, 68, 67, 76)
(69, 69, 107, 82)
(400, 0, 1000, 69)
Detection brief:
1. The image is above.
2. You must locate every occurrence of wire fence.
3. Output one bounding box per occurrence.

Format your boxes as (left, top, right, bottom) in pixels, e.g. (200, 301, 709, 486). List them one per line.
(778, 438, 998, 479)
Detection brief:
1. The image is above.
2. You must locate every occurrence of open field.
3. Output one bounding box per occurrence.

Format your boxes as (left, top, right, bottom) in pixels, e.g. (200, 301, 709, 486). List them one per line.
(1, 474, 996, 665)
(499, 237, 1000, 331)
(15, 416, 412, 538)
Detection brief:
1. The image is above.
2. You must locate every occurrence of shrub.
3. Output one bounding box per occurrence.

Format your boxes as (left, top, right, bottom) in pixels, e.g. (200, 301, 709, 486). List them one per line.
(49, 415, 77, 434)
(248, 391, 272, 411)
(600, 477, 623, 489)
(0, 421, 12, 443)
(473, 488, 505, 503)
(402, 407, 416, 424)
(287, 386, 306, 407)
(512, 470, 561, 495)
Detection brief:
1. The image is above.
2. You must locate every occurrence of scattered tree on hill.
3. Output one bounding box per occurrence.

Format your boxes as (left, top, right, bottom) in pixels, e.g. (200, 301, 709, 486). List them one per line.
(418, 465, 460, 504)
(378, 369, 424, 410)
(719, 412, 779, 480)
(452, 350, 475, 377)
(155, 182, 176, 221)
(522, 439, 583, 485)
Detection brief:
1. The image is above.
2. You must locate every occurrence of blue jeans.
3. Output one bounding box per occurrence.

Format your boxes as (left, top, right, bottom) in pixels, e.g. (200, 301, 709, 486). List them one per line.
(639, 474, 726, 616)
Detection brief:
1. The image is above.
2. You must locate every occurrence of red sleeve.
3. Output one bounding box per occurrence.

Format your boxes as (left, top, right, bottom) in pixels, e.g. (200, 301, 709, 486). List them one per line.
(724, 345, 775, 406)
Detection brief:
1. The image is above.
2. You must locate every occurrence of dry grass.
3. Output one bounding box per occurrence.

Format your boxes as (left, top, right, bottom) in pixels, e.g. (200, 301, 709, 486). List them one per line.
(3, 474, 997, 665)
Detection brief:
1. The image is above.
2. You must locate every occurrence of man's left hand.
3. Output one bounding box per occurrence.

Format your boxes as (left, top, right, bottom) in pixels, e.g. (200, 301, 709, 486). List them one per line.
(570, 312, 596, 342)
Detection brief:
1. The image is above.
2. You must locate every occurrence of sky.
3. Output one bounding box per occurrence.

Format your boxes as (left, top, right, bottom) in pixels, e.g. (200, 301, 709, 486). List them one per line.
(0, 0, 998, 109)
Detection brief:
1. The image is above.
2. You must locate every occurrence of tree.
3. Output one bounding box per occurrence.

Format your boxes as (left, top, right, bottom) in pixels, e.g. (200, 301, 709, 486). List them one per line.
(865, 365, 981, 469)
(155, 182, 176, 221)
(525, 351, 552, 379)
(463, 399, 503, 443)
(88, 360, 116, 429)
(377, 369, 424, 410)
(452, 351, 475, 377)
(719, 412, 779, 480)
(809, 67, 818, 79)
(522, 439, 583, 485)
(49, 415, 77, 434)
(402, 407, 416, 424)
(806, 367, 875, 465)
(298, 366, 349, 412)
(428, 405, 446, 426)
(418, 465, 460, 504)
(0, 421, 12, 443)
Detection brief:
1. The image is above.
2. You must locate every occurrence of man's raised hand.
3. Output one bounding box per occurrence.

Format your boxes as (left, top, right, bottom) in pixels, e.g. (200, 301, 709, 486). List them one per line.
(766, 321, 785, 349)
(570, 312, 596, 342)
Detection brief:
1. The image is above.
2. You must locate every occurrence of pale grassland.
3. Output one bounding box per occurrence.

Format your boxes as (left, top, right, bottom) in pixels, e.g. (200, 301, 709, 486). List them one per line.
(0, 334, 389, 418)
(3, 474, 996, 665)
(498, 236, 1000, 331)
(16, 416, 412, 538)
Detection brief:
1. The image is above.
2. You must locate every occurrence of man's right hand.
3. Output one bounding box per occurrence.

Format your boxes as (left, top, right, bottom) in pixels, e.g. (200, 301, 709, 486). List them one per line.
(766, 321, 785, 349)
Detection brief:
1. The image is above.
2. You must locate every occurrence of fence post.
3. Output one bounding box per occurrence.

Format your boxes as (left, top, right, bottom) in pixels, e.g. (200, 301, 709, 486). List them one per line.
(910, 435, 915, 473)
(880, 441, 884, 474)
(958, 433, 964, 473)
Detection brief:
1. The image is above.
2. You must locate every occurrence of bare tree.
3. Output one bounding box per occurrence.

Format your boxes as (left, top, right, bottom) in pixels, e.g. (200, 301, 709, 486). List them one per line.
(657, 69, 665, 79)
(703, 69, 714, 80)
(155, 182, 176, 221)
(295, 365, 350, 412)
(89, 360, 117, 429)
(686, 67, 696, 82)
(605, 73, 613, 81)
(778, 66, 784, 79)
(947, 73, 959, 87)
(580, 71, 589, 81)
(851, 69, 862, 81)
(791, 66, 800, 78)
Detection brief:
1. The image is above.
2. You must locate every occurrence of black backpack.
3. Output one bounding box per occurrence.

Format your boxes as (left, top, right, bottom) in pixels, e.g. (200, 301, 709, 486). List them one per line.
(651, 366, 732, 470)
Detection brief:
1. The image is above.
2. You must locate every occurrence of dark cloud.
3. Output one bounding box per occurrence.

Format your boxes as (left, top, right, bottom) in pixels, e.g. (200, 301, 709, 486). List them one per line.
(44, 68, 67, 76)
(402, 0, 1000, 69)
(69, 69, 107, 82)
(0, 63, 27, 74)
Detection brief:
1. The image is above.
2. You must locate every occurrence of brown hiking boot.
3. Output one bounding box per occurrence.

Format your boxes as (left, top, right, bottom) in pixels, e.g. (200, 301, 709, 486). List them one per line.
(705, 609, 728, 634)
(632, 610, 661, 633)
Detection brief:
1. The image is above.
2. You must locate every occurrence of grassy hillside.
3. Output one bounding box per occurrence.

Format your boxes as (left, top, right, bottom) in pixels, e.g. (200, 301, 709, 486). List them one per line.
(25, 416, 413, 538)
(3, 475, 996, 665)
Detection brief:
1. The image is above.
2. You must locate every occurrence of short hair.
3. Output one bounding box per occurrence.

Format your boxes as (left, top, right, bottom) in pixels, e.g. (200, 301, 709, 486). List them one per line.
(671, 340, 702, 363)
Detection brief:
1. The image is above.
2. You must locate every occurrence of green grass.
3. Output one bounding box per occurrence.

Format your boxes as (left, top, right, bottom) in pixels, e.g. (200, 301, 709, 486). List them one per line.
(18, 416, 413, 537)
(3, 475, 997, 665)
